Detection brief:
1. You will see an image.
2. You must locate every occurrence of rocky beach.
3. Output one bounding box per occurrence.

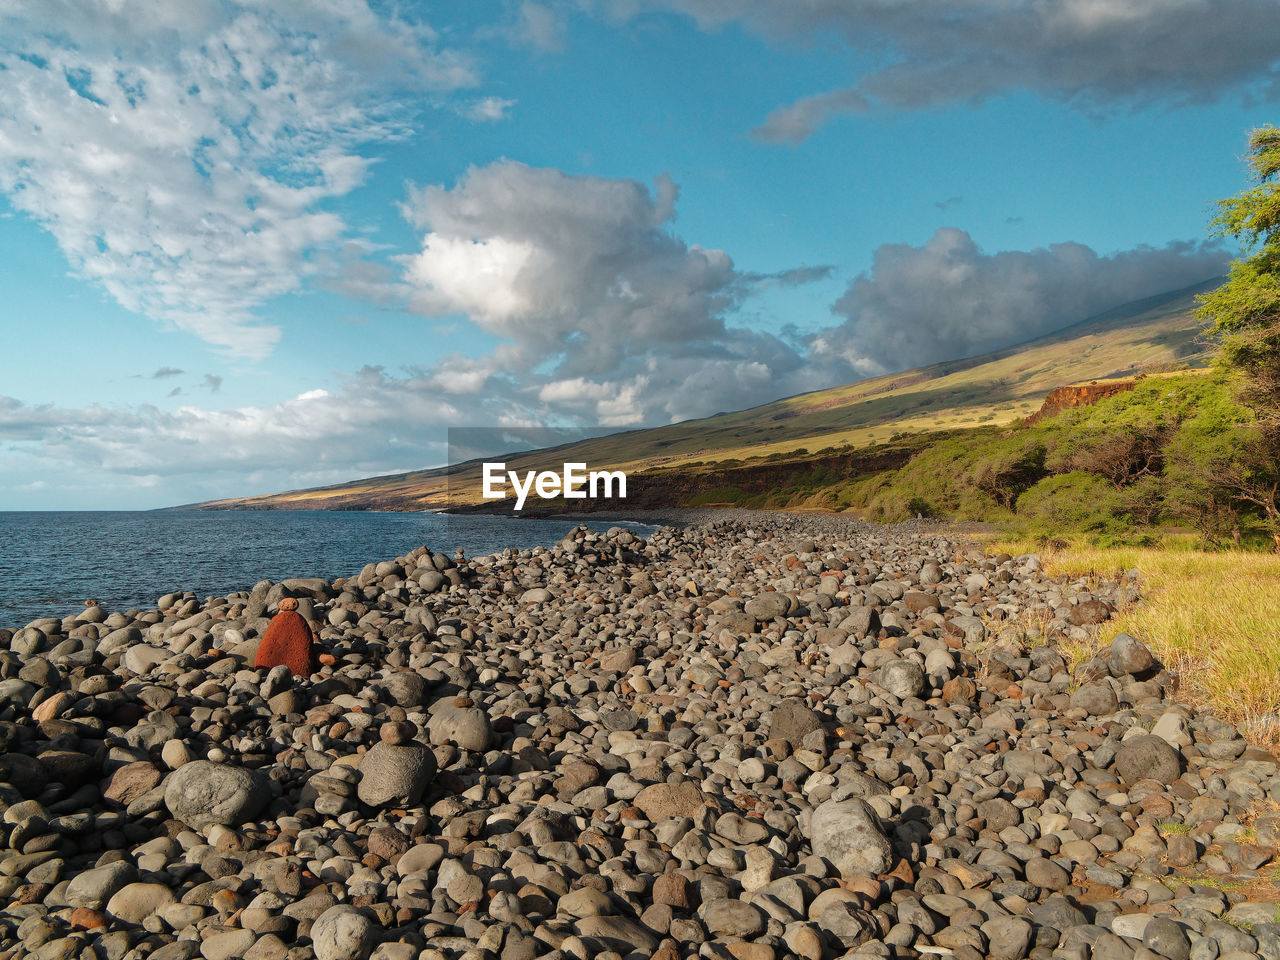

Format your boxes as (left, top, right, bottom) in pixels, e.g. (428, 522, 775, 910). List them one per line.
(0, 512, 1276, 960)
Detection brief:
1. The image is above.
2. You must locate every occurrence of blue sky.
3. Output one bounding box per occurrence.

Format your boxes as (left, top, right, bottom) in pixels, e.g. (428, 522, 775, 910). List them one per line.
(0, 0, 1275, 509)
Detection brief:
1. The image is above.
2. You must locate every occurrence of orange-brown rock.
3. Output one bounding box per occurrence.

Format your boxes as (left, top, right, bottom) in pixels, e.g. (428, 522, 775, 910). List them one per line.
(71, 907, 108, 930)
(1026, 379, 1136, 425)
(254, 606, 320, 677)
(652, 871, 694, 911)
(941, 676, 977, 703)
(101, 761, 162, 807)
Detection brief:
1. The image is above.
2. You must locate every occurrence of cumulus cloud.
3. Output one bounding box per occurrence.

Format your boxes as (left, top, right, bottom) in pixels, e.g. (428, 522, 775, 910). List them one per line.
(0, 1, 476, 355)
(397, 161, 812, 424)
(811, 228, 1229, 377)
(151, 367, 184, 380)
(606, 0, 1280, 141)
(0, 146, 1234, 507)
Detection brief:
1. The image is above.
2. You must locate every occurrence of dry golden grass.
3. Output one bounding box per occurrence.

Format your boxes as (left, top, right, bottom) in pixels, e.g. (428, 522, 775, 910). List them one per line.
(990, 538, 1280, 743)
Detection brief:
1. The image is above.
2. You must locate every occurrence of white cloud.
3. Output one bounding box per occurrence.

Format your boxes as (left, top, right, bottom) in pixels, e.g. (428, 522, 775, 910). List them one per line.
(0, 366, 461, 507)
(605, 0, 1280, 141)
(0, 144, 1233, 507)
(814, 228, 1230, 376)
(404, 235, 536, 322)
(0, 1, 476, 355)
(463, 97, 517, 122)
(397, 161, 812, 424)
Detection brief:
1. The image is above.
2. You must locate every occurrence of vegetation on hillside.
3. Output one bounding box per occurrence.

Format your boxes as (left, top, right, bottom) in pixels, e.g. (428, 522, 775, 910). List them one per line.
(809, 371, 1270, 546)
(1196, 124, 1280, 549)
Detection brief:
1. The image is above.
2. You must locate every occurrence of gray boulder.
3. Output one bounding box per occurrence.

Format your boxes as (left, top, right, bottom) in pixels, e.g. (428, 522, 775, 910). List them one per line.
(744, 592, 791, 620)
(699, 899, 766, 938)
(163, 760, 271, 830)
(381, 672, 428, 709)
(876, 659, 925, 699)
(1110, 632, 1158, 677)
(311, 904, 376, 960)
(417, 570, 446, 592)
(426, 706, 493, 752)
(0, 679, 35, 710)
(768, 700, 823, 749)
(839, 606, 880, 639)
(357, 743, 436, 808)
(1114, 734, 1182, 784)
(1070, 681, 1118, 716)
(66, 861, 138, 909)
(806, 798, 894, 877)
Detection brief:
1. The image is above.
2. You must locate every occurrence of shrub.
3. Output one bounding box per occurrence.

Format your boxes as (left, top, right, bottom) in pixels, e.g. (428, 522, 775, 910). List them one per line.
(1014, 472, 1128, 540)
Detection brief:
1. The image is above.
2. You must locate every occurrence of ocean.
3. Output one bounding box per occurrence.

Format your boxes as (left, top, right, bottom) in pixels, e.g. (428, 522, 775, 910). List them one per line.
(0, 510, 657, 629)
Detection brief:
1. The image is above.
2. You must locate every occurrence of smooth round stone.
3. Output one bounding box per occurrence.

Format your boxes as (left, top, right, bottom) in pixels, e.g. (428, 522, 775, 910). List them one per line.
(1025, 858, 1070, 891)
(163, 761, 271, 830)
(379, 721, 416, 745)
(356, 743, 436, 808)
(698, 898, 766, 938)
(105, 883, 177, 924)
(805, 798, 893, 877)
(425, 707, 493, 752)
(311, 904, 375, 960)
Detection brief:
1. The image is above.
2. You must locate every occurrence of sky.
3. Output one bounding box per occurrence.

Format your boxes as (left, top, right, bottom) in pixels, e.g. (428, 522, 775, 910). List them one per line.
(0, 0, 1275, 510)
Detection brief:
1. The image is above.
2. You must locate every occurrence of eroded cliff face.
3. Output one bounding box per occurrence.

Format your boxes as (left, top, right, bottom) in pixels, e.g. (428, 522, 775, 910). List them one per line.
(1025, 379, 1136, 425)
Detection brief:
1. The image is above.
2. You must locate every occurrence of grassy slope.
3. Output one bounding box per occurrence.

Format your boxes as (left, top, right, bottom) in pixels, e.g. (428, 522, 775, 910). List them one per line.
(990, 537, 1280, 744)
(194, 279, 1218, 511)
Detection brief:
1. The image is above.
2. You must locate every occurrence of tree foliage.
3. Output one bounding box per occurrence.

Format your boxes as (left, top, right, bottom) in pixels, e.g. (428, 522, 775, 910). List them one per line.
(840, 372, 1275, 547)
(1197, 125, 1280, 548)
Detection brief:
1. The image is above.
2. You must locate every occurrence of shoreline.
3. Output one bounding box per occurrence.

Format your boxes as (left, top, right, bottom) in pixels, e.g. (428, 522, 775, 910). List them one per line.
(0, 514, 1276, 959)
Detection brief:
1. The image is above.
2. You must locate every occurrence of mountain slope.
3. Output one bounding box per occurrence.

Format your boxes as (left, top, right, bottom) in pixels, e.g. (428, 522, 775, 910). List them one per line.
(193, 278, 1219, 511)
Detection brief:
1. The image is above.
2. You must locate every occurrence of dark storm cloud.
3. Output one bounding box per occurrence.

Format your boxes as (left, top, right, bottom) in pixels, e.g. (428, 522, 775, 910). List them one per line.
(809, 228, 1230, 376)
(608, 1, 1280, 141)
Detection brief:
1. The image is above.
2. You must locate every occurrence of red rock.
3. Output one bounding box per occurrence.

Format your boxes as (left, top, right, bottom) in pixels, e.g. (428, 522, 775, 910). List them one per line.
(368, 826, 410, 860)
(652, 872, 693, 911)
(1026, 379, 1136, 425)
(254, 606, 320, 677)
(71, 907, 108, 930)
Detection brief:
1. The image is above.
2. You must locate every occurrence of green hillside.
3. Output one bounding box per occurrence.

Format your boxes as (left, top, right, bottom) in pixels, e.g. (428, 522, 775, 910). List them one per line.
(193, 279, 1219, 512)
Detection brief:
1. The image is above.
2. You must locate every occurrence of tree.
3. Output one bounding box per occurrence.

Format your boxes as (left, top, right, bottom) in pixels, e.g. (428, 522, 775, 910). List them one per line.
(1197, 126, 1280, 549)
(1162, 376, 1251, 546)
(972, 435, 1046, 510)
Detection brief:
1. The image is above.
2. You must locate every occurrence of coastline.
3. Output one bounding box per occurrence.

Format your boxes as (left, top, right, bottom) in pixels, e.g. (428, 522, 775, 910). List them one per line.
(0, 513, 1276, 959)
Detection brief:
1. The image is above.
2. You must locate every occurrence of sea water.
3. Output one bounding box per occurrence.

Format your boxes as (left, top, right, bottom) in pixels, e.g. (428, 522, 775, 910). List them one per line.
(0, 510, 656, 629)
